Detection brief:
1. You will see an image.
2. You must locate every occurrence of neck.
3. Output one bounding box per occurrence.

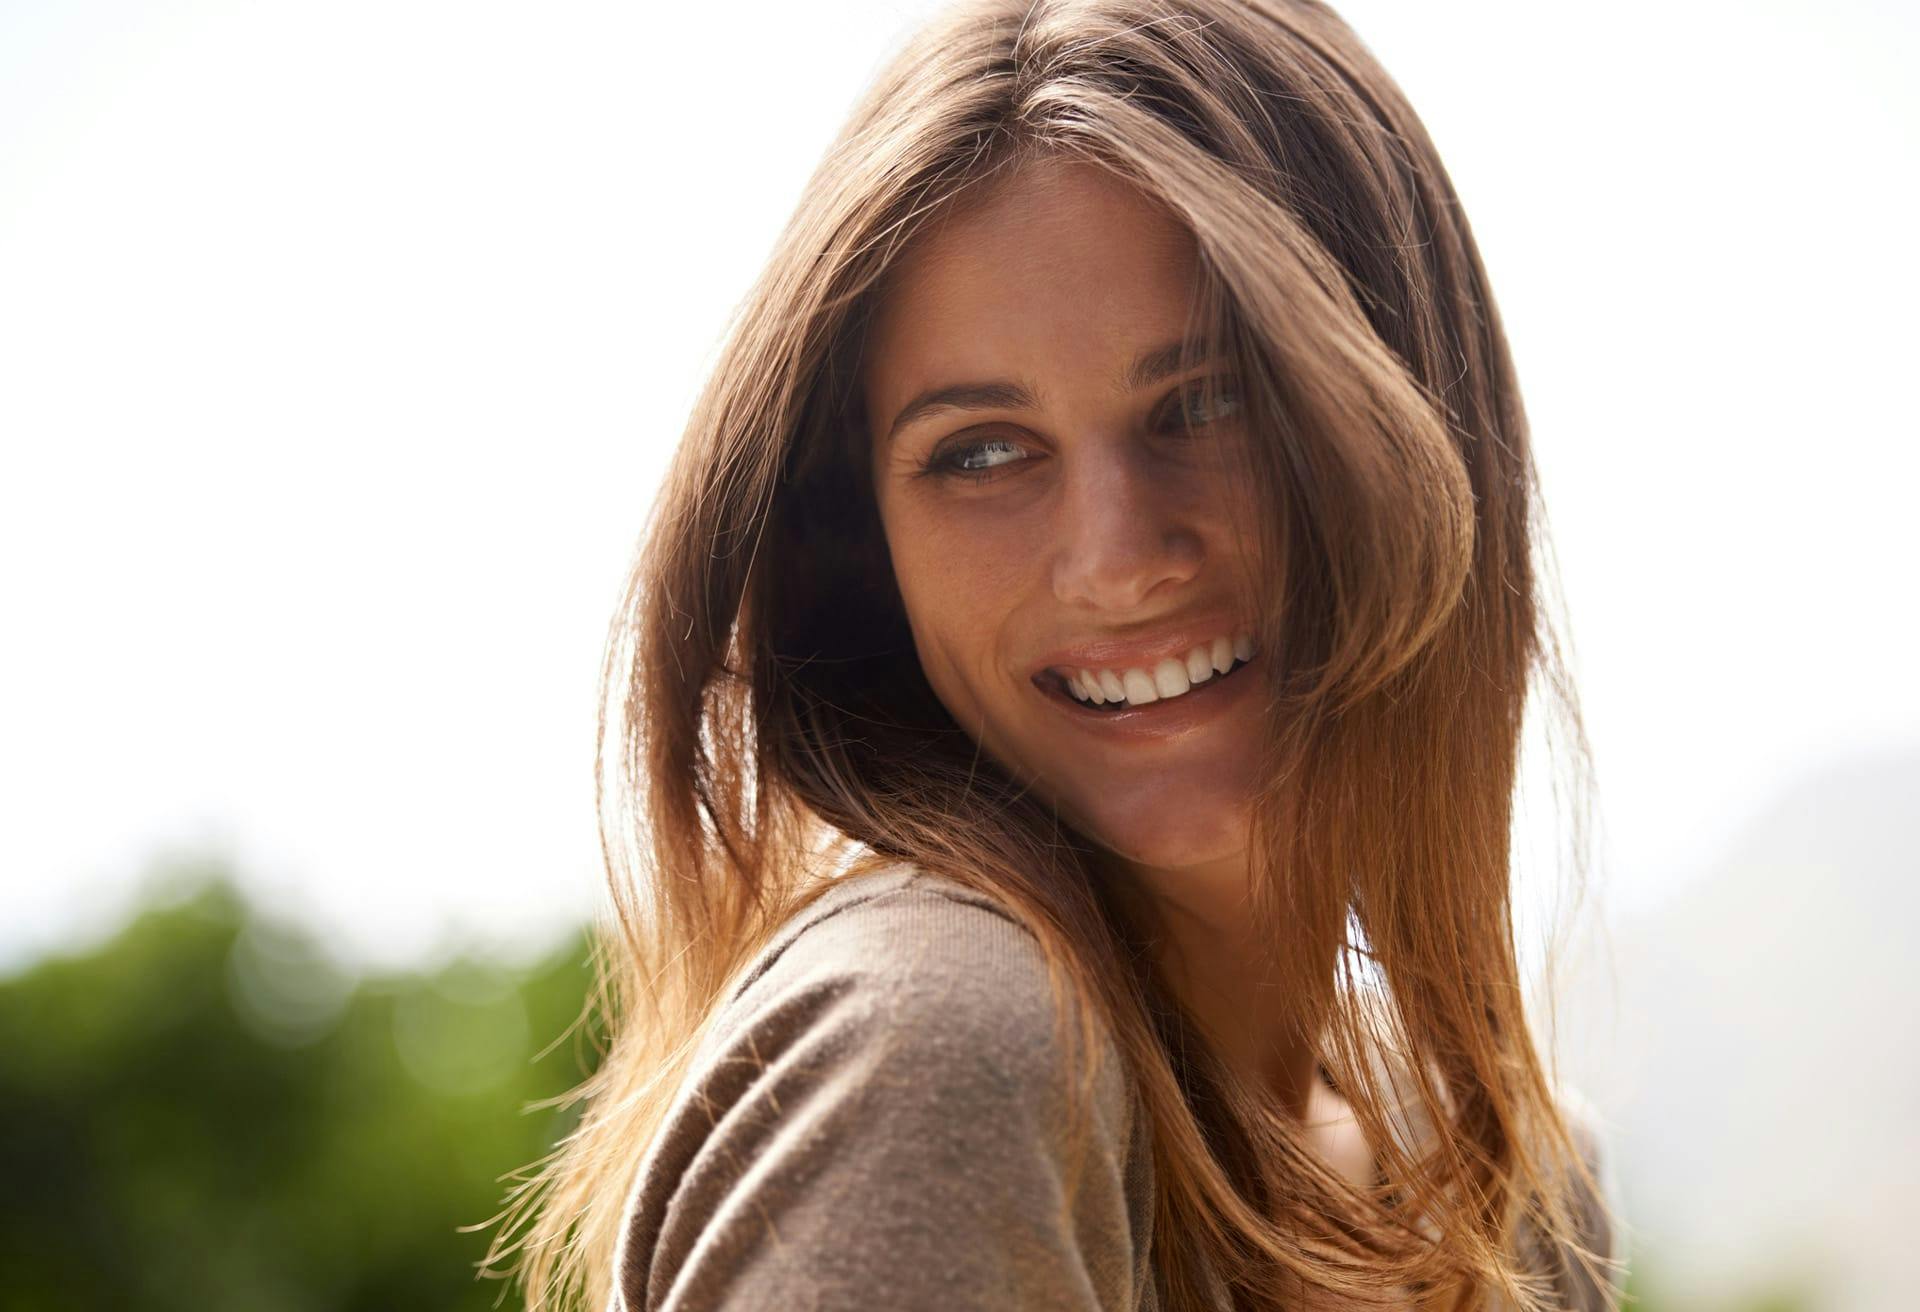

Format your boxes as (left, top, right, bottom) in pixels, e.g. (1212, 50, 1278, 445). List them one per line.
(1112, 848, 1325, 1119)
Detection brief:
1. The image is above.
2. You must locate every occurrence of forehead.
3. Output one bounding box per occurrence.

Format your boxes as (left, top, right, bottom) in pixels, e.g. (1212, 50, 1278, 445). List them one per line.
(861, 158, 1203, 417)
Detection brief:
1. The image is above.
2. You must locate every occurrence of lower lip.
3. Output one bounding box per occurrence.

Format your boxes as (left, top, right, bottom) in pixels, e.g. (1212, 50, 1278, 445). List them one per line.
(1033, 659, 1261, 741)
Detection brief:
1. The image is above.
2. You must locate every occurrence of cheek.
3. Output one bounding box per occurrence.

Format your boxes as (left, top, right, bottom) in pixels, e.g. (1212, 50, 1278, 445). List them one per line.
(886, 489, 1034, 580)
(880, 496, 1040, 704)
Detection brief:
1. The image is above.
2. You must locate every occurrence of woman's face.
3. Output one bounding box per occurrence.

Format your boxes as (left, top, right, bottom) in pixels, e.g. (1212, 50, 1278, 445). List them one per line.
(863, 157, 1270, 878)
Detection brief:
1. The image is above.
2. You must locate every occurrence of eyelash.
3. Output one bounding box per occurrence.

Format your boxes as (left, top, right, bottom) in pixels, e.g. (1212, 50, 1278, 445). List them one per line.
(916, 378, 1244, 484)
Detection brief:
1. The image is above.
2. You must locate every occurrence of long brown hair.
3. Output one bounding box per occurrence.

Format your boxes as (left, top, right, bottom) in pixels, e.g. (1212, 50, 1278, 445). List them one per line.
(483, 1, 1620, 1307)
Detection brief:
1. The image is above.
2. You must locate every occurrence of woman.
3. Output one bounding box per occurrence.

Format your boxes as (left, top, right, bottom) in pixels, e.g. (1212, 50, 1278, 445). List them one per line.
(487, 0, 1624, 1307)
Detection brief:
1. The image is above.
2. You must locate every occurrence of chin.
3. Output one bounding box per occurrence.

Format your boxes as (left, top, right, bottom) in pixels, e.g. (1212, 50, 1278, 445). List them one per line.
(1077, 799, 1248, 874)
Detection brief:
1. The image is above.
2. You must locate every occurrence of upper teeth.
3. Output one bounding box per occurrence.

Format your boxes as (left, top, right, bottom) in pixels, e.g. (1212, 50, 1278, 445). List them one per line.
(1062, 633, 1256, 707)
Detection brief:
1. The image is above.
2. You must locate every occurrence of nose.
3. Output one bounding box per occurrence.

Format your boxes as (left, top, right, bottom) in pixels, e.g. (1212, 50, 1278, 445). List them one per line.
(1050, 444, 1204, 612)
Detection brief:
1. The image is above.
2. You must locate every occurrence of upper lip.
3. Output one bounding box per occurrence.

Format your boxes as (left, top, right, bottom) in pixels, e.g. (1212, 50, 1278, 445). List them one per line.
(1028, 618, 1251, 678)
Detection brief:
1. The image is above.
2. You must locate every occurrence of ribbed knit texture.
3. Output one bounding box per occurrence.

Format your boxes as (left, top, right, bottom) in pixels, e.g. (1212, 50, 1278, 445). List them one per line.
(608, 865, 1619, 1310)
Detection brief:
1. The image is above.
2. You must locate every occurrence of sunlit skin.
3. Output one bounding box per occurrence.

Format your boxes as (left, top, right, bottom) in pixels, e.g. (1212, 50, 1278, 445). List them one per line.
(862, 156, 1372, 1181)
(863, 163, 1262, 892)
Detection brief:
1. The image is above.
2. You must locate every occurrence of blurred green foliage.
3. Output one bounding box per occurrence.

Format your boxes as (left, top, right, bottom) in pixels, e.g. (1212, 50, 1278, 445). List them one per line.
(1622, 1260, 1821, 1312)
(0, 868, 599, 1312)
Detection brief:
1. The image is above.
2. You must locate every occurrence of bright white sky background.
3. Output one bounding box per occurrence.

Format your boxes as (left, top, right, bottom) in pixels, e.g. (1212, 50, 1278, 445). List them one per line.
(3, 0, 1915, 972)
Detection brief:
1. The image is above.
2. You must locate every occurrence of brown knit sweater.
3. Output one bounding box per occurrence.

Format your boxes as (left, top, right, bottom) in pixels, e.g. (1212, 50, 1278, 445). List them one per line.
(609, 864, 1622, 1310)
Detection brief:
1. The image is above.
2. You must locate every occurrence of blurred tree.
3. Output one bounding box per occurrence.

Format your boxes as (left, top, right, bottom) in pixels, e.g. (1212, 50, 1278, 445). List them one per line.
(0, 866, 599, 1312)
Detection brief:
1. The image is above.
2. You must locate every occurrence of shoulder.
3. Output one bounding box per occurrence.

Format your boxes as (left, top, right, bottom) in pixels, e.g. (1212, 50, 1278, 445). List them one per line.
(612, 864, 1152, 1312)
(737, 863, 1049, 999)
(1485, 1082, 1625, 1312)
(1544, 1085, 1628, 1309)
(1353, 994, 1625, 1310)
(691, 864, 1136, 1171)
(717, 864, 1080, 1070)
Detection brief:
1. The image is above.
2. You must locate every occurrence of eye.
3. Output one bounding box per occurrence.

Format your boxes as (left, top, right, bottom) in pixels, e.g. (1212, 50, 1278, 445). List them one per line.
(1160, 376, 1243, 433)
(921, 434, 1033, 483)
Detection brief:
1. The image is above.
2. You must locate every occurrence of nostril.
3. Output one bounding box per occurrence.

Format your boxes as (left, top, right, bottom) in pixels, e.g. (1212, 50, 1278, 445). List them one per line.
(1048, 509, 1206, 612)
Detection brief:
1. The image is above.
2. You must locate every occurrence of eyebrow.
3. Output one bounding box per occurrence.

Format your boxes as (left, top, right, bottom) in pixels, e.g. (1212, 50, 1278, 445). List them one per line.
(883, 336, 1220, 442)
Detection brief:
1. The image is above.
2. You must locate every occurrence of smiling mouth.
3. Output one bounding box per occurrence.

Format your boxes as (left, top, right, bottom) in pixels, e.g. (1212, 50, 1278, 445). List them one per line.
(1033, 635, 1258, 713)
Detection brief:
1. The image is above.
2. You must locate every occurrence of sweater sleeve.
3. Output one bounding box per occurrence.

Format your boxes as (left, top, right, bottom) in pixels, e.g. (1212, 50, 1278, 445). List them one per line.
(610, 882, 1150, 1312)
